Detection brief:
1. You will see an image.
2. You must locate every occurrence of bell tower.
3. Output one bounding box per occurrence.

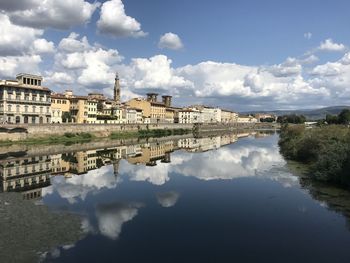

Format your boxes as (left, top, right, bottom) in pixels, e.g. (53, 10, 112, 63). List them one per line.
(114, 72, 121, 106)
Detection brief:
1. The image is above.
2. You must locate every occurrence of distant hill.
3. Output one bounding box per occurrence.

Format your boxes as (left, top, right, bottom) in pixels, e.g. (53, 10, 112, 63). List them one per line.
(242, 106, 350, 120)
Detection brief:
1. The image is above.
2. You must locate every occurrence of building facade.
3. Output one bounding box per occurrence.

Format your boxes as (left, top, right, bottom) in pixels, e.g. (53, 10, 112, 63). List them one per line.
(0, 73, 51, 124)
(179, 109, 200, 123)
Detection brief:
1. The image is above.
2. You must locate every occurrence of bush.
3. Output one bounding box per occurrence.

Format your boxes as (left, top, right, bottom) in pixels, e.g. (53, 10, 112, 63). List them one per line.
(279, 125, 350, 187)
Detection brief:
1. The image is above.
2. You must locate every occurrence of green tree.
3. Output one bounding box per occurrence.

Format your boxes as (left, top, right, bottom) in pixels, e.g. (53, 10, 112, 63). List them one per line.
(62, 111, 72, 123)
(326, 114, 339, 124)
(338, 109, 350, 124)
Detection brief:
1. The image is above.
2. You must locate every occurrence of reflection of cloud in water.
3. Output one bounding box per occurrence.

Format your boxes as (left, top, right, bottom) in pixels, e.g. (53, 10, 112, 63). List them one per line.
(43, 166, 117, 202)
(156, 191, 180, 208)
(121, 138, 298, 187)
(95, 202, 143, 240)
(182, 145, 284, 180)
(121, 162, 170, 185)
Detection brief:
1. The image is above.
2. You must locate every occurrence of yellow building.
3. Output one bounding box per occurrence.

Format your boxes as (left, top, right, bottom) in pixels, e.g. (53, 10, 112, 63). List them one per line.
(165, 108, 175, 123)
(126, 98, 151, 120)
(70, 96, 88, 123)
(51, 93, 71, 123)
(150, 101, 166, 123)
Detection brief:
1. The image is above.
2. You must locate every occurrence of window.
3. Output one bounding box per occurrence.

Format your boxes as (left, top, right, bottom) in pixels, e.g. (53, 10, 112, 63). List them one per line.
(16, 105, 20, 113)
(7, 104, 12, 112)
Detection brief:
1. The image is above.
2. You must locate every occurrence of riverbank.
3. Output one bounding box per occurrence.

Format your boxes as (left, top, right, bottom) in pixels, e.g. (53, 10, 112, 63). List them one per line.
(0, 128, 193, 146)
(0, 122, 273, 143)
(279, 124, 350, 188)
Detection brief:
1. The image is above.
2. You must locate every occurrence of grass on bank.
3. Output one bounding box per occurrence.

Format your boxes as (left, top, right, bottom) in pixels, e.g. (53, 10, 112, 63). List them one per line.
(278, 124, 350, 187)
(0, 132, 94, 146)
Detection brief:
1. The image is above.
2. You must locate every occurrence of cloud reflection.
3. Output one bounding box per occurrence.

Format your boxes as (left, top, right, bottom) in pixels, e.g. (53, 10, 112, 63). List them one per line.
(95, 202, 143, 240)
(156, 191, 180, 208)
(43, 166, 118, 202)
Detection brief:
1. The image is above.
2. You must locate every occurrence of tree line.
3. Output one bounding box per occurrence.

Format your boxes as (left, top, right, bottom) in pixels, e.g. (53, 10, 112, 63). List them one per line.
(325, 109, 350, 125)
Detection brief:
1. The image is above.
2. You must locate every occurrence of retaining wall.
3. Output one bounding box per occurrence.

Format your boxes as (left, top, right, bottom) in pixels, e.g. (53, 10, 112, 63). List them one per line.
(0, 123, 193, 141)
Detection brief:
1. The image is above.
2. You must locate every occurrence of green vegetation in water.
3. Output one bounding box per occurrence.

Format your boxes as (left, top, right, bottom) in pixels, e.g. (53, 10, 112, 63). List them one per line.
(110, 128, 191, 139)
(279, 124, 350, 187)
(0, 132, 94, 146)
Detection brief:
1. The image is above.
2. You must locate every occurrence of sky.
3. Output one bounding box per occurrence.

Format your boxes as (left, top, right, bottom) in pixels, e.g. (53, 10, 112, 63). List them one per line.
(1, 0, 350, 111)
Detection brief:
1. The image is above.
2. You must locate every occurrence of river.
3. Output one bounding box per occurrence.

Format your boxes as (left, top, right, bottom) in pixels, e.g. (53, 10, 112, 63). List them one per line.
(1, 131, 350, 263)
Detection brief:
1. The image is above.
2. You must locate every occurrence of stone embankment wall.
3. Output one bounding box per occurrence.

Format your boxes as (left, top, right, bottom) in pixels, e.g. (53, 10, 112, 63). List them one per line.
(0, 122, 279, 142)
(0, 123, 193, 141)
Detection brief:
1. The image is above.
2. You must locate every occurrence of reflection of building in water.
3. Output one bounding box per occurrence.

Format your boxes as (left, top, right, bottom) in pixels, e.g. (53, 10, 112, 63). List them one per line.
(127, 141, 175, 166)
(178, 132, 252, 152)
(0, 132, 262, 200)
(178, 137, 221, 152)
(0, 155, 51, 199)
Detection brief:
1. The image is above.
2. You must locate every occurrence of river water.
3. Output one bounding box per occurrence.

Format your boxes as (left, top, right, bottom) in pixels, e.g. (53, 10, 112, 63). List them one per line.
(1, 131, 350, 263)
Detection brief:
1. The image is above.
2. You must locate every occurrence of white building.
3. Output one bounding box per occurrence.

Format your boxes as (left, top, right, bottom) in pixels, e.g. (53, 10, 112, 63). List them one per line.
(179, 109, 200, 123)
(0, 73, 51, 124)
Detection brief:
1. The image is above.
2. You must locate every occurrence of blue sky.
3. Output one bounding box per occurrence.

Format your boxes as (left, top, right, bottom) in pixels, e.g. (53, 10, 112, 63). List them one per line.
(1, 0, 350, 111)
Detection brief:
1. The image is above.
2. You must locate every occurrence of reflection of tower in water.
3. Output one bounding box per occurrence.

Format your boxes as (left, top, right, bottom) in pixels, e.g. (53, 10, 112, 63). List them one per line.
(112, 159, 120, 177)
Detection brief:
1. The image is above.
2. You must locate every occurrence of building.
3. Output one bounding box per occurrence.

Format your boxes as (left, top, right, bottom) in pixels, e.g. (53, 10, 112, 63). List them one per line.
(147, 93, 166, 123)
(0, 73, 51, 124)
(179, 108, 200, 123)
(0, 155, 52, 200)
(51, 93, 71, 123)
(255, 113, 277, 122)
(87, 99, 97, 123)
(126, 93, 172, 123)
(237, 115, 258, 123)
(125, 107, 143, 124)
(221, 109, 238, 123)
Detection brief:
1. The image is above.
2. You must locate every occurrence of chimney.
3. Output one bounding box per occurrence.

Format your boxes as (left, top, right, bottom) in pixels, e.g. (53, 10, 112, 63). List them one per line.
(146, 93, 158, 102)
(64, 90, 73, 97)
(162, 95, 172, 107)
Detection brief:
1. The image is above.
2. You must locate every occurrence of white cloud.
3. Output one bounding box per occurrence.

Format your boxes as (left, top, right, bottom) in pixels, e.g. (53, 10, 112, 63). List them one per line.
(0, 14, 43, 56)
(265, 57, 302, 77)
(97, 0, 147, 38)
(0, 55, 42, 79)
(300, 54, 319, 64)
(318, 38, 346, 52)
(0, 0, 39, 12)
(46, 33, 123, 92)
(127, 55, 191, 91)
(45, 72, 75, 85)
(58, 33, 90, 53)
(311, 62, 344, 76)
(304, 32, 312, 40)
(33, 38, 55, 54)
(6, 0, 100, 30)
(158, 32, 184, 50)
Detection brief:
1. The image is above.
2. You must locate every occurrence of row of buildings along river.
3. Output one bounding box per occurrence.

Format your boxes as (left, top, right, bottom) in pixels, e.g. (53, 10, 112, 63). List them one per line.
(0, 73, 275, 125)
(0, 131, 264, 200)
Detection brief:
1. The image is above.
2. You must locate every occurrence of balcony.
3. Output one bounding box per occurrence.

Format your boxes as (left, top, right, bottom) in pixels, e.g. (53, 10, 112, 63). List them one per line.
(5, 97, 50, 105)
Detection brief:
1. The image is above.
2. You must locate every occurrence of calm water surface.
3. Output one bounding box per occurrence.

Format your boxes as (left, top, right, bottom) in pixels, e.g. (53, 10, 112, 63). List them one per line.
(1, 132, 350, 263)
